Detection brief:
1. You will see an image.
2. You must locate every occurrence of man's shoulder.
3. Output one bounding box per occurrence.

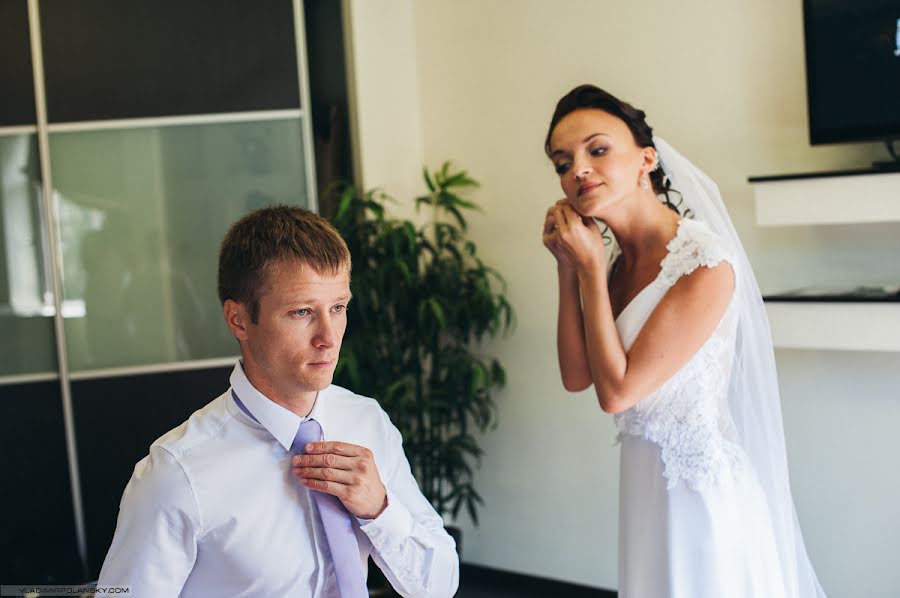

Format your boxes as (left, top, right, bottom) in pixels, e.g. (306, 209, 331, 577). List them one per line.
(323, 383, 378, 408)
(150, 391, 234, 460)
(322, 384, 398, 437)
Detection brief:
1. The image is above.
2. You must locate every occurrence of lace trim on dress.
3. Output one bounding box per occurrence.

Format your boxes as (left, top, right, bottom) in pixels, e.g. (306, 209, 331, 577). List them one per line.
(658, 219, 735, 287)
(615, 333, 745, 490)
(615, 218, 743, 490)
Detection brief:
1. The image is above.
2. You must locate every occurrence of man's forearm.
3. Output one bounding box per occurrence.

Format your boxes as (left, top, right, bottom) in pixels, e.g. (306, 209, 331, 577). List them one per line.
(361, 491, 459, 598)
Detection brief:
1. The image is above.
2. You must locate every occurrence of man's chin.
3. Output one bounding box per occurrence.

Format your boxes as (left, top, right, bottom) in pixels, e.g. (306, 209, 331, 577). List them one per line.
(304, 368, 336, 390)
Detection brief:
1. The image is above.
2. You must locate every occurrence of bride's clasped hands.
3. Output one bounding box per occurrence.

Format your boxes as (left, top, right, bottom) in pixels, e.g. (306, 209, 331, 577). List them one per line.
(542, 198, 607, 274)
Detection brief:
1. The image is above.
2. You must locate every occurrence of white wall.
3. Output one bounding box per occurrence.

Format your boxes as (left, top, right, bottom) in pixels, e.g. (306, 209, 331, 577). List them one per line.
(347, 1, 900, 596)
(342, 0, 424, 218)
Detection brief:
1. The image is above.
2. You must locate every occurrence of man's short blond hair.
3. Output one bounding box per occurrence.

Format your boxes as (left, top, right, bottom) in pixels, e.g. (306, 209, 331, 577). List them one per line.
(217, 205, 350, 323)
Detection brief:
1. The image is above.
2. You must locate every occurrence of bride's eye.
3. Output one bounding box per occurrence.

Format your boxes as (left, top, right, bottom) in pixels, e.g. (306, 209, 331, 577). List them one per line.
(555, 162, 571, 175)
(590, 146, 607, 157)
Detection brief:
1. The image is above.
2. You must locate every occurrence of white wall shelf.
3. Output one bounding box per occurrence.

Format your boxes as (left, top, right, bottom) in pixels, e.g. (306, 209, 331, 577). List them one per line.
(765, 301, 900, 351)
(750, 169, 900, 227)
(752, 168, 900, 351)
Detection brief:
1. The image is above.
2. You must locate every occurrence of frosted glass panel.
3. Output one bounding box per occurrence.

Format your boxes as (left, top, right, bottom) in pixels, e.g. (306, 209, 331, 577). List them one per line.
(50, 119, 308, 371)
(0, 135, 58, 376)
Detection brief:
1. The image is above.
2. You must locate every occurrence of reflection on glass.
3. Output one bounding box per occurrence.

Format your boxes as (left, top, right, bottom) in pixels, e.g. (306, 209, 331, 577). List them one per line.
(0, 134, 58, 376)
(50, 118, 308, 371)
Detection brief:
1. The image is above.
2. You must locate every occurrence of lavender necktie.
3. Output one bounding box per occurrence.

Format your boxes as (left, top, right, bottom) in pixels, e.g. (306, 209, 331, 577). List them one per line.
(232, 392, 368, 597)
(294, 418, 369, 597)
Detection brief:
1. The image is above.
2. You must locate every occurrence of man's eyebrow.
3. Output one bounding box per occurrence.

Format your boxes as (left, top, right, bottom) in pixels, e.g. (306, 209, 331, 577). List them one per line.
(282, 293, 353, 305)
(323, 293, 353, 304)
(549, 132, 610, 158)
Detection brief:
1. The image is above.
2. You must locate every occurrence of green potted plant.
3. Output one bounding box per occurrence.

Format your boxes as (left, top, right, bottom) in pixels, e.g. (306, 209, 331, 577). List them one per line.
(330, 163, 514, 550)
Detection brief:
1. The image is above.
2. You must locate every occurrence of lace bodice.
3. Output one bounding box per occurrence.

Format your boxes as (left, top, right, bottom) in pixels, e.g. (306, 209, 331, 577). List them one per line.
(613, 218, 744, 490)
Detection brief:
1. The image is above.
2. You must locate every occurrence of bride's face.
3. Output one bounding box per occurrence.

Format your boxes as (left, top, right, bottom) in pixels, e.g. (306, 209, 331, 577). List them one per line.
(548, 109, 655, 218)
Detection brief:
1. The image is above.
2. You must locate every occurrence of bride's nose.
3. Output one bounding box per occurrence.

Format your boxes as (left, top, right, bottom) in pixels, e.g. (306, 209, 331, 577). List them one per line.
(574, 165, 593, 181)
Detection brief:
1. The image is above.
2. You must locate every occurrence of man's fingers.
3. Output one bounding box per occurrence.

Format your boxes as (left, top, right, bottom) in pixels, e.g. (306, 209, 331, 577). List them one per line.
(300, 477, 350, 499)
(304, 441, 367, 457)
(292, 453, 354, 470)
(295, 465, 359, 487)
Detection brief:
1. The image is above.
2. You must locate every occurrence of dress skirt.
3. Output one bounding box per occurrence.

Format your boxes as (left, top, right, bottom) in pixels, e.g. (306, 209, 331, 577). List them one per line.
(618, 434, 790, 598)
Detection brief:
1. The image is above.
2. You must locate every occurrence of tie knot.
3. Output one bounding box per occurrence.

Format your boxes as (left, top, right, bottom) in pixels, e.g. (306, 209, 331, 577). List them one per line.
(293, 418, 322, 454)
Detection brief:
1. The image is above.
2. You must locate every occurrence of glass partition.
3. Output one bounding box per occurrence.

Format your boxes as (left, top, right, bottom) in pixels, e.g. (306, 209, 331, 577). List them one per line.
(0, 134, 58, 376)
(49, 118, 309, 371)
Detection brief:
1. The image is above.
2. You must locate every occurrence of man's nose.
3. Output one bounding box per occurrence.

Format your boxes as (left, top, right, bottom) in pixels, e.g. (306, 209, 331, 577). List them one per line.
(313, 316, 338, 348)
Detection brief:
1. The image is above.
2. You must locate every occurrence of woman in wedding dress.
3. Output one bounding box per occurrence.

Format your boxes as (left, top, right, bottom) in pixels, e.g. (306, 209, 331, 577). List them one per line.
(541, 85, 827, 598)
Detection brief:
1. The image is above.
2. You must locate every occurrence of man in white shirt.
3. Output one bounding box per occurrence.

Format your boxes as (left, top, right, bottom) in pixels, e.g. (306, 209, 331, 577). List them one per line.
(97, 206, 460, 597)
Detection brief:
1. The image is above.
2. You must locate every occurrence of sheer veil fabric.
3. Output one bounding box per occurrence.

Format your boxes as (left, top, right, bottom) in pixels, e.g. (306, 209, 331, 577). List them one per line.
(650, 137, 827, 597)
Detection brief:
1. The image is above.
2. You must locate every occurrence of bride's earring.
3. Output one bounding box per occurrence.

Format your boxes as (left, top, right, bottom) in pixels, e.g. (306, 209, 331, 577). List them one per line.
(640, 176, 650, 189)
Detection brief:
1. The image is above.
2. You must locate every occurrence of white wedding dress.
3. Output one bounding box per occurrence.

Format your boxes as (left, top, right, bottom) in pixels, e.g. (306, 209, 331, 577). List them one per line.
(613, 217, 789, 598)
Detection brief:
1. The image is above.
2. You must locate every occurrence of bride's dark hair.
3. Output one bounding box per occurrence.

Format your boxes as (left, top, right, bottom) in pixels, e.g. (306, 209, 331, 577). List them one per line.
(545, 84, 685, 215)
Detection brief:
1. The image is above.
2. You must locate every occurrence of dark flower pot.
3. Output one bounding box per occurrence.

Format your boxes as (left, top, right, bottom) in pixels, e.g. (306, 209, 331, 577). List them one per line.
(445, 524, 463, 557)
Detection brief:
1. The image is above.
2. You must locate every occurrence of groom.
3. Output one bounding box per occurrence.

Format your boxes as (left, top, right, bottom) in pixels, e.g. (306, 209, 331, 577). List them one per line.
(97, 206, 459, 597)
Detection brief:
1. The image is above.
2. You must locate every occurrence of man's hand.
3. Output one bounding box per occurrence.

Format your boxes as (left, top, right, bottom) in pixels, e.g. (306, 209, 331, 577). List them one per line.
(292, 442, 388, 520)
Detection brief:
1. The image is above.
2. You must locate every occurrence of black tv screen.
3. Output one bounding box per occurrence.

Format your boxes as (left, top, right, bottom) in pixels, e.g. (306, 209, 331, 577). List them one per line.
(803, 0, 900, 144)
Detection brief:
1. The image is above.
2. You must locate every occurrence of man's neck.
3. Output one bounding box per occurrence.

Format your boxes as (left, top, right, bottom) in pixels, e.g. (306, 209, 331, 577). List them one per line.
(241, 363, 318, 418)
(262, 389, 318, 419)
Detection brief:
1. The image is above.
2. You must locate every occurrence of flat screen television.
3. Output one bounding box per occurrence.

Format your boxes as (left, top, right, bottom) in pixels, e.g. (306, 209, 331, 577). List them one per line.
(803, 0, 900, 145)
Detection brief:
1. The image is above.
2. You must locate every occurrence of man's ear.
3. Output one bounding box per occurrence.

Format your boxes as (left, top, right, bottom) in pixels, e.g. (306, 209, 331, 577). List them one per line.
(223, 299, 251, 341)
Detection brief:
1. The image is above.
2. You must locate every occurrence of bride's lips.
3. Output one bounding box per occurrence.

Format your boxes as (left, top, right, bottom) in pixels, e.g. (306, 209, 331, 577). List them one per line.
(578, 182, 602, 196)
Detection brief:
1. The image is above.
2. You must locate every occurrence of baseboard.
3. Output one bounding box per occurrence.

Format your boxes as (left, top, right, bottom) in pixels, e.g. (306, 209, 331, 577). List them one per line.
(460, 563, 617, 597)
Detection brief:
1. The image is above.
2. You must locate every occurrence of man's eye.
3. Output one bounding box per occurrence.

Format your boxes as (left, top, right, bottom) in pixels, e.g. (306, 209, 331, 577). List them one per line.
(293, 308, 311, 317)
(332, 305, 347, 314)
(555, 162, 571, 175)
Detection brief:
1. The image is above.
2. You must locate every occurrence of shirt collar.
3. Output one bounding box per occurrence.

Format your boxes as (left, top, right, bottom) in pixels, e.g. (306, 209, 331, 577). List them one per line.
(229, 362, 332, 451)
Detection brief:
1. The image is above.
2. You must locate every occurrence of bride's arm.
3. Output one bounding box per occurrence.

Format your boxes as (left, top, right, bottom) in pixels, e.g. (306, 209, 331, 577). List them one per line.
(578, 259, 734, 413)
(556, 265, 593, 391)
(545, 200, 593, 391)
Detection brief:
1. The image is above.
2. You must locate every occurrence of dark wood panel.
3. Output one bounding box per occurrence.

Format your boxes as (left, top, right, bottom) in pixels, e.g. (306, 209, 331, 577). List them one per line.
(40, 0, 300, 122)
(72, 365, 233, 577)
(0, 381, 83, 583)
(0, 0, 37, 126)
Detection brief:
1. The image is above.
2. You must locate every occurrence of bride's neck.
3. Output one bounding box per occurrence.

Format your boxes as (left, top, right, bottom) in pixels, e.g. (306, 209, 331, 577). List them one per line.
(606, 197, 681, 267)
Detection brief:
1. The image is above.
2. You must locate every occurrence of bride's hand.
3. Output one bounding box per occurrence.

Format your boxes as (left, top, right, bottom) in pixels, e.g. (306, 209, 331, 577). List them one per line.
(543, 199, 576, 270)
(544, 200, 606, 273)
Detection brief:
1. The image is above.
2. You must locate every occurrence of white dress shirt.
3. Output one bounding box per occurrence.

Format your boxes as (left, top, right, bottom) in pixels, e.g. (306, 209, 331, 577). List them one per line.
(97, 362, 459, 597)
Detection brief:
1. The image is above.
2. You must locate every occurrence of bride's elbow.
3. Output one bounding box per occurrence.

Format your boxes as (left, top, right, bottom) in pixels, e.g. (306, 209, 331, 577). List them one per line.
(599, 400, 625, 414)
(596, 390, 628, 414)
(562, 378, 592, 393)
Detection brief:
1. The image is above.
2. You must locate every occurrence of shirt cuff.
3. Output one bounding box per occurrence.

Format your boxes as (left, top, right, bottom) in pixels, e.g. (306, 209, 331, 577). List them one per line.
(357, 489, 414, 552)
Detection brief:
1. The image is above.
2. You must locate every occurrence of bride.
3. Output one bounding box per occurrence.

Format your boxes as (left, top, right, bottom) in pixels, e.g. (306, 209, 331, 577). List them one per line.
(541, 84, 827, 598)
